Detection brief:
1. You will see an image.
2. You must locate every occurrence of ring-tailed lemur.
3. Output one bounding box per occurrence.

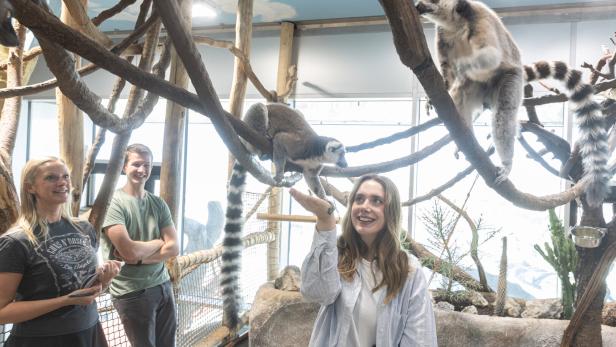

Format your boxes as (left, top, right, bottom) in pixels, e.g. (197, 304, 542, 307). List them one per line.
(416, 0, 610, 207)
(222, 102, 347, 328)
(0, 0, 19, 47)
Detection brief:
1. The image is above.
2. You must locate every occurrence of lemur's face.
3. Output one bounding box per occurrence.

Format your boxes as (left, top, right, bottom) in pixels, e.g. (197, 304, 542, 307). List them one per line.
(324, 140, 348, 168)
(0, 0, 19, 47)
(415, 0, 466, 28)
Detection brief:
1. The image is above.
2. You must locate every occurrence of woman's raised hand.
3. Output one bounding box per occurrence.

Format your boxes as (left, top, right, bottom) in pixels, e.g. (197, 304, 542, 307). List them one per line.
(289, 188, 337, 231)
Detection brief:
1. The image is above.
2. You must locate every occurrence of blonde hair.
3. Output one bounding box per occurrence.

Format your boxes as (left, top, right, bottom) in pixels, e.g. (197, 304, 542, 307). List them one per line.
(337, 174, 410, 304)
(16, 157, 77, 245)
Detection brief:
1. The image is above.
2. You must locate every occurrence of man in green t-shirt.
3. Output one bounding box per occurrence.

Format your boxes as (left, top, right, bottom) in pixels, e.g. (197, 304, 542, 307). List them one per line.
(102, 143, 179, 347)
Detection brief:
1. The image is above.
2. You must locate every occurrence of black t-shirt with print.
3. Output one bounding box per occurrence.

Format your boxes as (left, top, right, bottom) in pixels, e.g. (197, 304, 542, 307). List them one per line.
(0, 219, 99, 337)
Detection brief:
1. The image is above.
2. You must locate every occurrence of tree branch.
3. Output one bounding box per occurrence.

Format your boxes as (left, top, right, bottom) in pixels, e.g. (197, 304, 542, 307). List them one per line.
(346, 118, 442, 153)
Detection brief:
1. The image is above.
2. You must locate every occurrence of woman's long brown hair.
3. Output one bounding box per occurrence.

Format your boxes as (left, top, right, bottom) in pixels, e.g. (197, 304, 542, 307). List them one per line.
(337, 174, 410, 304)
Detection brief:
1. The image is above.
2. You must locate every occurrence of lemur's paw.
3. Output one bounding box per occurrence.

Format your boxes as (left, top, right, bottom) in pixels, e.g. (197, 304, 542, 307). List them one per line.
(454, 147, 461, 160)
(275, 173, 303, 187)
(495, 166, 511, 184)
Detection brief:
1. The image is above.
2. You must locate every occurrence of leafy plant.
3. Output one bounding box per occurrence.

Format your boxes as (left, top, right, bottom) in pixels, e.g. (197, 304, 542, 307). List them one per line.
(534, 208, 578, 319)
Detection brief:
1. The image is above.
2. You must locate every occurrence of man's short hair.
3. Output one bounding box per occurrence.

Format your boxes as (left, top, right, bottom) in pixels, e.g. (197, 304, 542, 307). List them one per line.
(124, 143, 153, 164)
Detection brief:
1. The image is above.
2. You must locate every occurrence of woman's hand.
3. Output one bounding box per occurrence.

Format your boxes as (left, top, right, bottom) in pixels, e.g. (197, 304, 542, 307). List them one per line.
(98, 260, 123, 289)
(289, 188, 337, 231)
(65, 285, 102, 306)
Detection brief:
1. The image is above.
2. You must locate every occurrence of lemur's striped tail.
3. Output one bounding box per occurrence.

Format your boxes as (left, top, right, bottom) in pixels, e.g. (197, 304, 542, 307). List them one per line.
(524, 61, 610, 207)
(221, 161, 247, 328)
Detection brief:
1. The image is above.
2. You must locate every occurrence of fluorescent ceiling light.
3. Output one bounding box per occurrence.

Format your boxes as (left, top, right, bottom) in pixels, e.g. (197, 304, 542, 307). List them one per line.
(192, 2, 217, 18)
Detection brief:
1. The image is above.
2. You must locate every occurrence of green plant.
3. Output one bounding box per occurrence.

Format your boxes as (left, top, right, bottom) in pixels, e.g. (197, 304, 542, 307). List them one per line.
(534, 208, 578, 319)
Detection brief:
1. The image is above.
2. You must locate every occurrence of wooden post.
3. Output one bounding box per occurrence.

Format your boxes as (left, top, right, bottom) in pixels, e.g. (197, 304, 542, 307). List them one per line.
(267, 22, 295, 281)
(161, 0, 191, 292)
(161, 0, 191, 224)
(226, 0, 253, 178)
(57, 0, 86, 216)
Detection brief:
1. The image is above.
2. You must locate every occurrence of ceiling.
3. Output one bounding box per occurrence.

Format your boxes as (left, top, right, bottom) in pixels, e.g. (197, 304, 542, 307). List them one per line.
(48, 0, 614, 32)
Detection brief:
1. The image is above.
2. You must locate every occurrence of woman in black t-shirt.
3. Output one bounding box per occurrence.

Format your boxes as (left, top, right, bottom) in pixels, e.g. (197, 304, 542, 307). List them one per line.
(0, 157, 121, 347)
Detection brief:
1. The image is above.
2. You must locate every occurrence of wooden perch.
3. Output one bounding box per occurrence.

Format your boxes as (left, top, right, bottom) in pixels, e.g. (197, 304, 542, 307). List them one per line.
(256, 213, 340, 224)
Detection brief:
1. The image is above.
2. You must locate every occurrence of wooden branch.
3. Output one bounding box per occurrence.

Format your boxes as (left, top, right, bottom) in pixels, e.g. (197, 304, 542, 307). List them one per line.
(517, 134, 561, 177)
(91, 0, 137, 26)
(523, 84, 542, 125)
(61, 0, 112, 47)
(404, 167, 475, 207)
(346, 118, 442, 153)
(0, 23, 25, 234)
(561, 238, 616, 346)
(194, 36, 274, 102)
(0, 13, 160, 99)
(0, 47, 40, 71)
(322, 134, 452, 177)
(519, 121, 571, 165)
(256, 213, 340, 223)
(379, 0, 588, 211)
(0, 23, 25, 158)
(523, 78, 616, 107)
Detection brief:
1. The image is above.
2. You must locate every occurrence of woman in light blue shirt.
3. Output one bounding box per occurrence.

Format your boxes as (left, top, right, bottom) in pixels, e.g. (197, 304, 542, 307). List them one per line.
(290, 174, 437, 347)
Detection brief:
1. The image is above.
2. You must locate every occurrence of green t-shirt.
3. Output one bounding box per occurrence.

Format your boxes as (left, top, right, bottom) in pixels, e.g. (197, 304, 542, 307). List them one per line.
(102, 189, 175, 297)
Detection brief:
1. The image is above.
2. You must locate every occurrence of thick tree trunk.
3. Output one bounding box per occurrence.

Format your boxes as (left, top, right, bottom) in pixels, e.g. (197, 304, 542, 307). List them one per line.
(160, 0, 191, 223)
(267, 22, 295, 281)
(226, 0, 253, 177)
(58, 1, 85, 216)
(569, 205, 610, 347)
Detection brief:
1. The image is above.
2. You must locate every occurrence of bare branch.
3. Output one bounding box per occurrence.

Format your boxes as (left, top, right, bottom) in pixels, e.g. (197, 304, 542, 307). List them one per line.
(346, 118, 442, 153)
(193, 35, 275, 102)
(0, 47, 40, 71)
(91, 0, 138, 26)
(404, 167, 474, 207)
(0, 13, 160, 99)
(322, 135, 452, 177)
(517, 134, 561, 177)
(61, 0, 112, 47)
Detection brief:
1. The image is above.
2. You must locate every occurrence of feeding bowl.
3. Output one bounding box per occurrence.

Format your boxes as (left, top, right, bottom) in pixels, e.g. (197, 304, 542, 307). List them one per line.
(570, 226, 606, 248)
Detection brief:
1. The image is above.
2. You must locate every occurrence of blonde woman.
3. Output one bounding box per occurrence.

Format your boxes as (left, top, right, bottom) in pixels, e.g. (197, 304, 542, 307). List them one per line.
(291, 174, 437, 346)
(0, 157, 121, 347)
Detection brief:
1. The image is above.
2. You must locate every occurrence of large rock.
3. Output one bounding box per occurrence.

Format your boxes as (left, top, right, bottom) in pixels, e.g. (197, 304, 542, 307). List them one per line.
(604, 302, 616, 327)
(436, 310, 616, 346)
(521, 298, 563, 319)
(249, 283, 319, 347)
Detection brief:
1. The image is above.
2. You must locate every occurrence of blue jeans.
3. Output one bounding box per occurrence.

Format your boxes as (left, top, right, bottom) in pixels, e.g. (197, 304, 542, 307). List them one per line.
(112, 282, 176, 347)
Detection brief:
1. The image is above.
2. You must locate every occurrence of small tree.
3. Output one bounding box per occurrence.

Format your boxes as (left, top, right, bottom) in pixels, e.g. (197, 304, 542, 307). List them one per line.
(534, 208, 578, 319)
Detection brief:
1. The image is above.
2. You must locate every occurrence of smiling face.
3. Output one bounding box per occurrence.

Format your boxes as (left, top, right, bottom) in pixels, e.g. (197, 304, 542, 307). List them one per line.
(351, 179, 386, 247)
(123, 151, 152, 187)
(27, 160, 71, 208)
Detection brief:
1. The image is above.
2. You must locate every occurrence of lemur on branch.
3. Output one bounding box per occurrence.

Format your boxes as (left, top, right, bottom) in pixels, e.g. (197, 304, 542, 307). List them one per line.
(416, 0, 610, 207)
(221, 103, 347, 328)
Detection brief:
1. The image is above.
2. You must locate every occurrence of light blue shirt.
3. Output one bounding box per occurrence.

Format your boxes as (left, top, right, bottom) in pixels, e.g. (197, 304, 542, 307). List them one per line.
(301, 229, 438, 347)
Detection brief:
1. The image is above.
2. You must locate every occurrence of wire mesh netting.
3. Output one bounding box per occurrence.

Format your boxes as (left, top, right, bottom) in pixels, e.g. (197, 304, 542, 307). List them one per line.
(0, 190, 275, 347)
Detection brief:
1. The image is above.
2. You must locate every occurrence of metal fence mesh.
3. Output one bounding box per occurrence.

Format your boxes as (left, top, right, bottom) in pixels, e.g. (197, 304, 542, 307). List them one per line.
(0, 190, 274, 347)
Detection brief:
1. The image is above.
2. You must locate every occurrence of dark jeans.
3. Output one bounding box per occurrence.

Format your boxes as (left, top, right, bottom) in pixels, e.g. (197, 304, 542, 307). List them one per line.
(112, 281, 176, 347)
(5, 321, 108, 347)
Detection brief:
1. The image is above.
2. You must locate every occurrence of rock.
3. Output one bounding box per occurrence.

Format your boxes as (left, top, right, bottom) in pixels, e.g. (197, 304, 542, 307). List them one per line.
(436, 301, 455, 311)
(435, 310, 616, 346)
(604, 301, 616, 327)
(249, 283, 319, 347)
(505, 297, 522, 318)
(462, 305, 478, 314)
(469, 291, 489, 307)
(521, 298, 562, 319)
(249, 289, 616, 347)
